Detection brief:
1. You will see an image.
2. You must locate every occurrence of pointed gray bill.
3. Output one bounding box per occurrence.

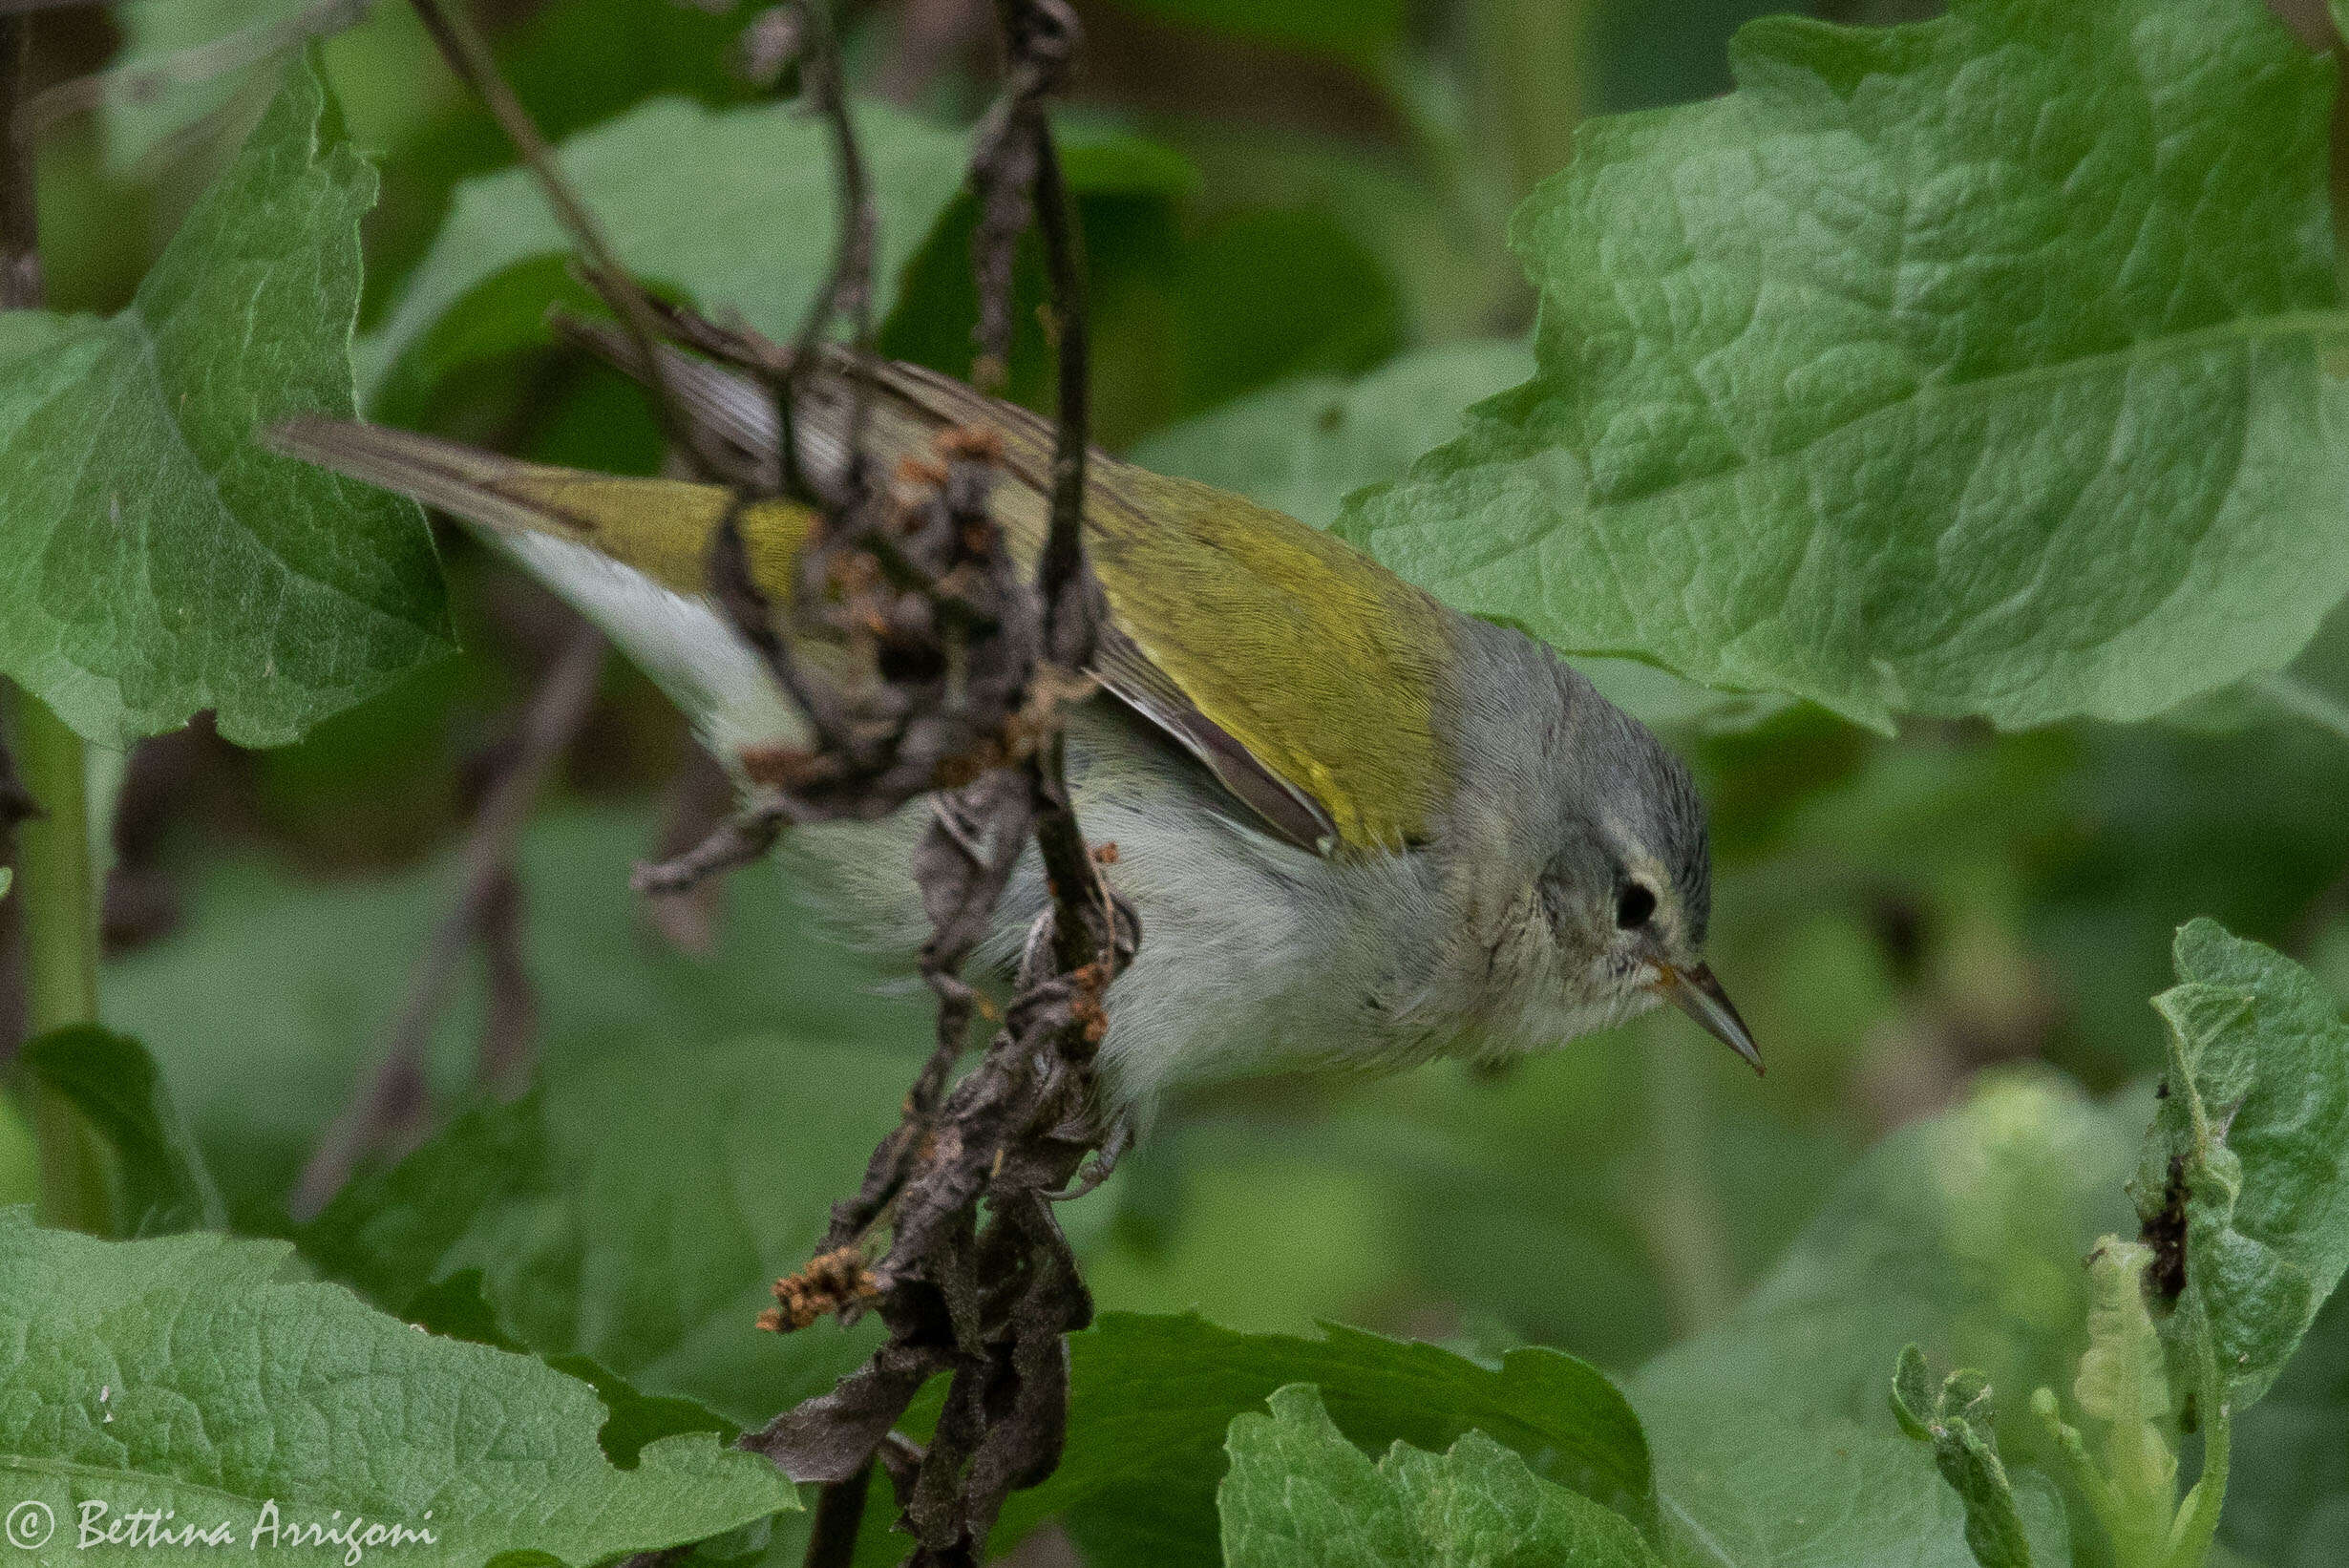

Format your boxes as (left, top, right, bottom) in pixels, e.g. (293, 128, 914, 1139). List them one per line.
(1658, 961, 1763, 1075)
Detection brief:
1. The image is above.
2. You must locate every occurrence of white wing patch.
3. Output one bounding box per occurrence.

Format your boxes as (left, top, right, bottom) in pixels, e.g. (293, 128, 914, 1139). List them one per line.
(496, 530, 803, 762)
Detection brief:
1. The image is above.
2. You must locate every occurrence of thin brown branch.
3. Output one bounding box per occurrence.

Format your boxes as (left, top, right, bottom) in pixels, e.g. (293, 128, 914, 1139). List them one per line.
(290, 624, 605, 1218)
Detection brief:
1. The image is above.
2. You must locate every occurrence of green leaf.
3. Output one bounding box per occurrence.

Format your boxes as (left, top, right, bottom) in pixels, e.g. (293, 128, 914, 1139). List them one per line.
(104, 804, 924, 1228)
(366, 95, 970, 411)
(0, 55, 451, 748)
(2222, 1286, 2349, 1566)
(995, 1313, 1655, 1567)
(1636, 1070, 2138, 1442)
(1129, 340, 1534, 529)
(1218, 1384, 1661, 1568)
(19, 1026, 224, 1239)
(0, 1210, 794, 1566)
(2133, 920, 2349, 1409)
(1888, 1346, 2038, 1568)
(289, 1030, 921, 1430)
(100, 0, 353, 173)
(1338, 0, 2349, 731)
(400, 1270, 739, 1470)
(1640, 1405, 2069, 1568)
(1631, 1072, 2118, 1566)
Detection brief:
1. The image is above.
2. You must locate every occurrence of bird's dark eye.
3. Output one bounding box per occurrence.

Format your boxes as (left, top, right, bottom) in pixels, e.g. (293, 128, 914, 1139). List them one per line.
(1616, 882, 1657, 929)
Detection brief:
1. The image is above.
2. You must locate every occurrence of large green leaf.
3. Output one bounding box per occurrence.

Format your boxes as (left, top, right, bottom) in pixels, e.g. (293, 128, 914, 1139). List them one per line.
(365, 95, 970, 410)
(1636, 1071, 2139, 1441)
(0, 56, 450, 747)
(1640, 1405, 2069, 1568)
(2222, 1287, 2349, 1567)
(1339, 0, 2349, 731)
(1129, 340, 1534, 529)
(104, 804, 924, 1227)
(994, 1313, 1655, 1567)
(289, 1032, 918, 1429)
(18, 1026, 223, 1240)
(1218, 1384, 1661, 1568)
(0, 1210, 793, 1567)
(1631, 1072, 2127, 1566)
(2134, 920, 2349, 1409)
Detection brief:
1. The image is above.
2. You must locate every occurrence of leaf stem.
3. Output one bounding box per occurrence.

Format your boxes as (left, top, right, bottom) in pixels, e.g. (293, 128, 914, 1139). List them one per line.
(9, 689, 111, 1234)
(2161, 1342, 2230, 1568)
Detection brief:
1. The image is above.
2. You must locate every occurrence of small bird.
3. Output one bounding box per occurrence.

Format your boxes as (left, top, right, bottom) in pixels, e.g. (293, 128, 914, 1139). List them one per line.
(268, 346, 1758, 1120)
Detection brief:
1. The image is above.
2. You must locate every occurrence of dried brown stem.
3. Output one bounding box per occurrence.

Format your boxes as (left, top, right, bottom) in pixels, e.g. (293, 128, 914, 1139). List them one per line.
(1, 10, 43, 310)
(290, 624, 605, 1218)
(741, 7, 1124, 1564)
(0, 3, 44, 1059)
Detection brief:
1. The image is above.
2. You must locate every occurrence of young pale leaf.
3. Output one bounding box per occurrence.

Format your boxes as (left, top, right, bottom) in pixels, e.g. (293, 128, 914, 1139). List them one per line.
(0, 1211, 794, 1567)
(1339, 0, 2349, 731)
(992, 1313, 1656, 1568)
(0, 54, 450, 749)
(1219, 1385, 1661, 1568)
(365, 95, 969, 410)
(1888, 1346, 2038, 1568)
(2133, 919, 2349, 1409)
(19, 1026, 223, 1239)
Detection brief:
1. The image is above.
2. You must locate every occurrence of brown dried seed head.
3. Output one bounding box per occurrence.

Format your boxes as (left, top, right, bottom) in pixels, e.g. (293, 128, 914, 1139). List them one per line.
(898, 455, 949, 488)
(762, 1246, 878, 1332)
(936, 424, 1005, 462)
(740, 743, 827, 790)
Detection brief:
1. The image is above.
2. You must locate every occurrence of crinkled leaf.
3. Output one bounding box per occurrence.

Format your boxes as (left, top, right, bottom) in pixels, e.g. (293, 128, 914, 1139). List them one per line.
(366, 95, 970, 409)
(19, 1026, 223, 1239)
(1339, 0, 2349, 731)
(0, 55, 449, 748)
(0, 1210, 794, 1567)
(994, 1313, 1655, 1567)
(1218, 1384, 1661, 1568)
(1888, 1346, 2038, 1568)
(2133, 919, 2349, 1409)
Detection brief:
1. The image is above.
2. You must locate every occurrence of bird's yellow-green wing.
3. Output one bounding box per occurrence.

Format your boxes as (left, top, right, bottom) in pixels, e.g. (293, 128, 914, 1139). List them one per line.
(795, 357, 1454, 853)
(272, 351, 1457, 855)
